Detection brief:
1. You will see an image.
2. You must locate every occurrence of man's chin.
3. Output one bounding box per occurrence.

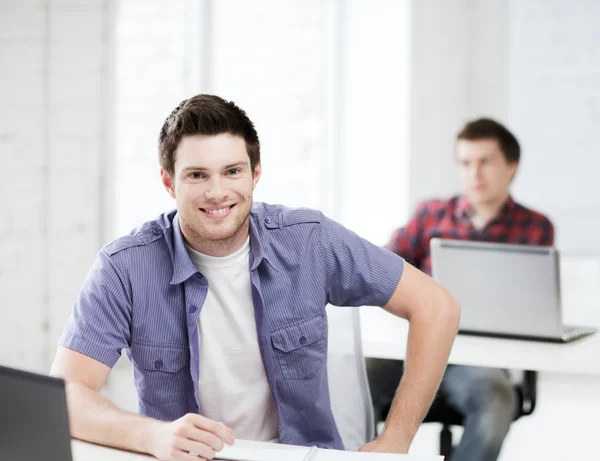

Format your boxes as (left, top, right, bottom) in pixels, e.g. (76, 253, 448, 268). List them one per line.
(469, 194, 502, 207)
(197, 221, 249, 241)
(196, 227, 237, 242)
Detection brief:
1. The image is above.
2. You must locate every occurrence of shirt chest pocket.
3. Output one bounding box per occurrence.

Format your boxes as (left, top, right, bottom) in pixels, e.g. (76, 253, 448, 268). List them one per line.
(130, 344, 189, 405)
(270, 315, 326, 380)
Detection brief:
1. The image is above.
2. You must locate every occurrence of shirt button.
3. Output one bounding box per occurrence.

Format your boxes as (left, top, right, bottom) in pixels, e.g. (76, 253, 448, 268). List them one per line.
(189, 305, 197, 314)
(152, 229, 161, 235)
(265, 217, 271, 224)
(299, 336, 307, 345)
(154, 359, 163, 370)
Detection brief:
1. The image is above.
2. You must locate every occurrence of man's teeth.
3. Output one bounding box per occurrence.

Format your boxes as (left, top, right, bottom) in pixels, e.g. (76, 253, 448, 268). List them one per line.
(207, 207, 229, 215)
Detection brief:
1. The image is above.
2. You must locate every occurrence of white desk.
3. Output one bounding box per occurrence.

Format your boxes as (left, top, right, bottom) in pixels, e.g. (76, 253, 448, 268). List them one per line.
(71, 439, 309, 461)
(72, 440, 153, 460)
(71, 440, 442, 460)
(360, 306, 600, 460)
(360, 306, 600, 376)
(71, 440, 301, 461)
(71, 439, 308, 461)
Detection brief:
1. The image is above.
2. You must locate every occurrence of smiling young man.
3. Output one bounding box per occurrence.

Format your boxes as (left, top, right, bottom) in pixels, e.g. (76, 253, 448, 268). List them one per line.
(368, 118, 554, 461)
(50, 95, 459, 461)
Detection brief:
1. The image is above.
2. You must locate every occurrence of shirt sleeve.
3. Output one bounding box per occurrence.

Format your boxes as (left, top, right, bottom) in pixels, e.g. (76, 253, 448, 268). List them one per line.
(58, 251, 132, 367)
(385, 202, 427, 268)
(319, 215, 405, 307)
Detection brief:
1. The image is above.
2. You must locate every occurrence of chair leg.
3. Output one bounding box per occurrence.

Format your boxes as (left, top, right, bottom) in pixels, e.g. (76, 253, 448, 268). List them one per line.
(440, 425, 453, 459)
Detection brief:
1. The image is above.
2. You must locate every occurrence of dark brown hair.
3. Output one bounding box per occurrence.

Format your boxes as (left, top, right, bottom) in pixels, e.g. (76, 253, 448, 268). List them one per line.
(159, 94, 260, 177)
(456, 118, 520, 163)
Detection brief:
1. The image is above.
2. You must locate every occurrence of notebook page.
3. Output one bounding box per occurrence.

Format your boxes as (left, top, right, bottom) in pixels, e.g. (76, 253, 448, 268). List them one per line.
(214, 439, 443, 461)
(214, 439, 311, 461)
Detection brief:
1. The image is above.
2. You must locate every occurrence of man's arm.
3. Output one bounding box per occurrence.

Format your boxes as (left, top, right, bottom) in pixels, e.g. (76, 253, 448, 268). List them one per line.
(317, 210, 457, 452)
(50, 347, 158, 452)
(360, 263, 460, 454)
(50, 347, 233, 461)
(54, 250, 232, 460)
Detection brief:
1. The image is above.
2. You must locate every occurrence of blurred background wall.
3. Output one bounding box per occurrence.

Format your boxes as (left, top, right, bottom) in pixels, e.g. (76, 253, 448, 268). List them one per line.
(1, 1, 599, 459)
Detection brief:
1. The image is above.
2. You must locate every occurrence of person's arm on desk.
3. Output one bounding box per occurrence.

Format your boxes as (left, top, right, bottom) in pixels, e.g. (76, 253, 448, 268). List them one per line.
(50, 347, 233, 461)
(359, 262, 460, 454)
(50, 252, 233, 461)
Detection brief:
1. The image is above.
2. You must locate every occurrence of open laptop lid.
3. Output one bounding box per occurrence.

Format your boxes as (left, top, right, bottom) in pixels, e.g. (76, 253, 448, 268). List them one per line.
(0, 365, 72, 461)
(430, 238, 564, 340)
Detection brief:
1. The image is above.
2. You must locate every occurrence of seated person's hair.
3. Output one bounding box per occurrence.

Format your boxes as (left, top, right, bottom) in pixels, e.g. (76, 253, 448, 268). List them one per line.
(457, 118, 520, 164)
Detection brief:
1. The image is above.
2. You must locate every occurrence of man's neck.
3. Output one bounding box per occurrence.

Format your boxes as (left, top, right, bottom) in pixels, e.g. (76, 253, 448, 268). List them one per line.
(470, 194, 510, 227)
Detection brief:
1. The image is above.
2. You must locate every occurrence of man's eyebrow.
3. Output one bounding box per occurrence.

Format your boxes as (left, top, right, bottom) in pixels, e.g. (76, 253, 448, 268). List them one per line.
(222, 161, 249, 170)
(181, 161, 249, 172)
(181, 166, 207, 173)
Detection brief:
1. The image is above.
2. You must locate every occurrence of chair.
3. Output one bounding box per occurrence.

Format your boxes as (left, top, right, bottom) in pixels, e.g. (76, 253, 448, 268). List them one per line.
(423, 369, 537, 458)
(373, 363, 538, 458)
(326, 305, 376, 450)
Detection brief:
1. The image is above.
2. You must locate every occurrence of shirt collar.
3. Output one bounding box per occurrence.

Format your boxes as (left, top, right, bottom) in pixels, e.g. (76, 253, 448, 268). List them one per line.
(170, 214, 200, 285)
(169, 210, 279, 285)
(502, 195, 516, 214)
(248, 208, 282, 272)
(455, 195, 516, 221)
(455, 195, 472, 219)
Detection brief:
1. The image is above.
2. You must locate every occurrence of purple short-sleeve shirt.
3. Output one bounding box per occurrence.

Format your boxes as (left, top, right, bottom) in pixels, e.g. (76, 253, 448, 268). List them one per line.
(60, 202, 404, 449)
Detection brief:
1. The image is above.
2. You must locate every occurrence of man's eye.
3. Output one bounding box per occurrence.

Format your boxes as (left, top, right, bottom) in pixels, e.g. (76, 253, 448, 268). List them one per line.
(227, 169, 240, 175)
(189, 172, 204, 179)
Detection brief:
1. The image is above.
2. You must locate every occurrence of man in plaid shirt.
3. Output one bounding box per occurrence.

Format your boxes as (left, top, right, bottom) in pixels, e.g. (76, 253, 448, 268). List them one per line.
(368, 118, 554, 461)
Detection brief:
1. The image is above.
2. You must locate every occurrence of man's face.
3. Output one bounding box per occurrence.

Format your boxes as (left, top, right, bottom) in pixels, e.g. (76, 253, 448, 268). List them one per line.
(456, 138, 518, 206)
(162, 133, 261, 250)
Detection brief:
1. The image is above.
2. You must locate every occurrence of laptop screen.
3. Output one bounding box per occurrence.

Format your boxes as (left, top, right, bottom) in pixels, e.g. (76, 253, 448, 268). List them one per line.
(0, 365, 72, 461)
(430, 239, 563, 339)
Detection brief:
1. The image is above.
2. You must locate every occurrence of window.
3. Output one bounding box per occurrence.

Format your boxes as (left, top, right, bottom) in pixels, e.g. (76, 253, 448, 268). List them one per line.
(112, 0, 409, 246)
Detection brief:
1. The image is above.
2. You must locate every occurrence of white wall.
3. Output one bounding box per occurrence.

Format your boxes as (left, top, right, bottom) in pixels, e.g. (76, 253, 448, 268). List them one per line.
(340, 0, 411, 244)
(0, 0, 110, 373)
(508, 0, 600, 253)
(408, 0, 509, 207)
(112, 0, 188, 239)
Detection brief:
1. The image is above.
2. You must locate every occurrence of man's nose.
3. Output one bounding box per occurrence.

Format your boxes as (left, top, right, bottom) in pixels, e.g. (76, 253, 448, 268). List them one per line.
(204, 177, 227, 201)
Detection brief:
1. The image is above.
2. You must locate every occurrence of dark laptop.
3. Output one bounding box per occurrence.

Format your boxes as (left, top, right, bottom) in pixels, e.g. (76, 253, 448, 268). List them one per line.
(0, 364, 72, 461)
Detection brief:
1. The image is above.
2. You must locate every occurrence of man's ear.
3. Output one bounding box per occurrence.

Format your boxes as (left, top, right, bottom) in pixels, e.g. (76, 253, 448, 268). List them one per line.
(252, 163, 262, 190)
(161, 168, 176, 199)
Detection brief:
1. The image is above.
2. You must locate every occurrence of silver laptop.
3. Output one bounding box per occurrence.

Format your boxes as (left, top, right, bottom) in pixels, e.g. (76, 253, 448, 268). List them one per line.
(0, 365, 73, 461)
(430, 238, 597, 343)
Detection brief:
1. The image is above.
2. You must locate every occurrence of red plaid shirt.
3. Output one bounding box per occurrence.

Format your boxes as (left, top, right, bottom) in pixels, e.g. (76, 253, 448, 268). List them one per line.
(386, 195, 555, 276)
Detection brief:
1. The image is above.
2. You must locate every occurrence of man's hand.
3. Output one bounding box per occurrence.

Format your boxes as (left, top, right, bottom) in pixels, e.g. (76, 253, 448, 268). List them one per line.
(358, 431, 410, 455)
(150, 413, 234, 460)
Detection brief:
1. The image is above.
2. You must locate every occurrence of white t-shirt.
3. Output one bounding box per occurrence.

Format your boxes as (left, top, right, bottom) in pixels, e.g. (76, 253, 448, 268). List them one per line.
(471, 214, 486, 230)
(185, 238, 279, 442)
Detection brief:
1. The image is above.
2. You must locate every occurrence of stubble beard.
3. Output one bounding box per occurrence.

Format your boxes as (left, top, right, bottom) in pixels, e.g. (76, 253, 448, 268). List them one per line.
(184, 197, 253, 255)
